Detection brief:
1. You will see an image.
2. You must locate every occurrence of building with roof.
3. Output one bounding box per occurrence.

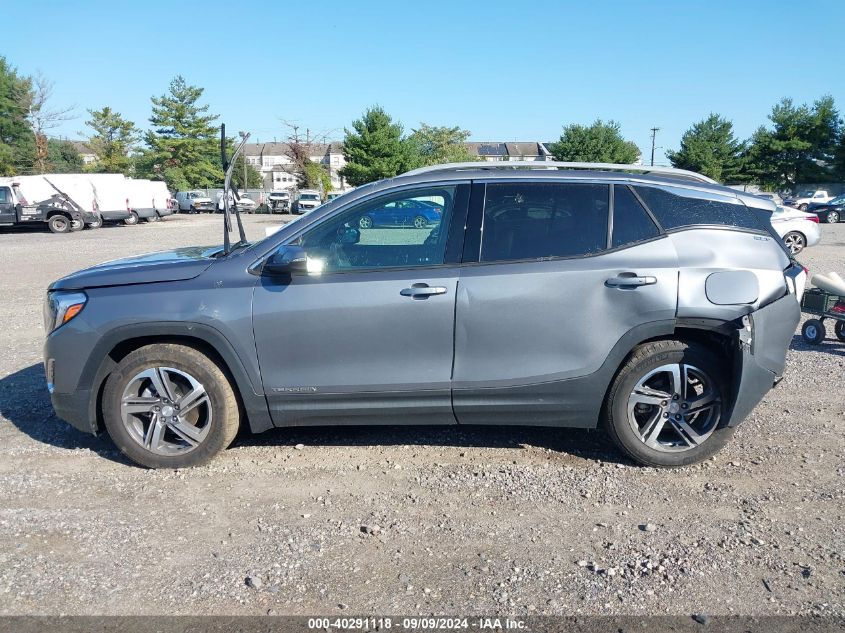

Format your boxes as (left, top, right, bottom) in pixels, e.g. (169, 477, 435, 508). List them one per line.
(243, 142, 346, 191)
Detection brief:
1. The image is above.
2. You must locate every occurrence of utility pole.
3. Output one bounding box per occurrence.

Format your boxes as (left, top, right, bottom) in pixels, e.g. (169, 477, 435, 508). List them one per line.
(649, 127, 660, 166)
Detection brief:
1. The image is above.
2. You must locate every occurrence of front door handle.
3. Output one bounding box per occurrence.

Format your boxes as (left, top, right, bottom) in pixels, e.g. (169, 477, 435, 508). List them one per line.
(400, 283, 447, 299)
(605, 273, 657, 288)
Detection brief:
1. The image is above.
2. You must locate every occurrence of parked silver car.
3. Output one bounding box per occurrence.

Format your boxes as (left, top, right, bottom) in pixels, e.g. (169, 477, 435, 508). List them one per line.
(43, 162, 803, 469)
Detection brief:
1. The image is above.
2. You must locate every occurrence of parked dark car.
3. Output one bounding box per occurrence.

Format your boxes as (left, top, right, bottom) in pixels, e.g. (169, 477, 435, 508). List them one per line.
(808, 194, 845, 223)
(43, 162, 803, 469)
(357, 198, 443, 229)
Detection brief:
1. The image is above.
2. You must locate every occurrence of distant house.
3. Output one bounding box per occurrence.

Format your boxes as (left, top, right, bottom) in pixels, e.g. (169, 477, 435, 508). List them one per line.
(463, 142, 553, 162)
(243, 142, 346, 191)
(70, 141, 98, 165)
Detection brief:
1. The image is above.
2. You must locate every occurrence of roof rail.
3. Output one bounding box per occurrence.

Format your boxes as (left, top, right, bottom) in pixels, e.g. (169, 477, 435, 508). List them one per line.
(402, 161, 717, 184)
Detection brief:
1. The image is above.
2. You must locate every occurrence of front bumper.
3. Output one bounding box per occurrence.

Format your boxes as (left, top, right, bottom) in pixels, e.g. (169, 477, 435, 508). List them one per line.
(725, 291, 800, 426)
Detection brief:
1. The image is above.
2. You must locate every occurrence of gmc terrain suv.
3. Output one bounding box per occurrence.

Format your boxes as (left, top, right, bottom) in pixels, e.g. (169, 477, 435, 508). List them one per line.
(43, 162, 804, 469)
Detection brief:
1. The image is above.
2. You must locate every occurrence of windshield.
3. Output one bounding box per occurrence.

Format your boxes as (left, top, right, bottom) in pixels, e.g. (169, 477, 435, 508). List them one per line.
(798, 190, 815, 197)
(829, 194, 845, 204)
(300, 194, 320, 201)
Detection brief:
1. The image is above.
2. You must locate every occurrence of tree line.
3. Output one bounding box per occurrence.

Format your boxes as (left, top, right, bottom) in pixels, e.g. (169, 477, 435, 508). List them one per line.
(1, 53, 842, 192)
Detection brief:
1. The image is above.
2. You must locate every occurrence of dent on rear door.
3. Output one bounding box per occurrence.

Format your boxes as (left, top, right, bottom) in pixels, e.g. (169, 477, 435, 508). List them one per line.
(452, 238, 680, 427)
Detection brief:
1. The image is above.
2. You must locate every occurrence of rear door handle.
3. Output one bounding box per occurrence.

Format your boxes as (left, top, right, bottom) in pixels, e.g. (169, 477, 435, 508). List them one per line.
(400, 283, 447, 299)
(605, 274, 657, 288)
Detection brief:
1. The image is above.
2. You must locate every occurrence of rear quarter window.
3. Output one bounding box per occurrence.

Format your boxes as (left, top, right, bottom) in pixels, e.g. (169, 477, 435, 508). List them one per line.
(634, 186, 766, 232)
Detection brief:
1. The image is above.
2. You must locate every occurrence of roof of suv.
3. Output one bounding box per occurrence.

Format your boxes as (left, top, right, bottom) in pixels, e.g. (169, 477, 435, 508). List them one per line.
(345, 161, 775, 213)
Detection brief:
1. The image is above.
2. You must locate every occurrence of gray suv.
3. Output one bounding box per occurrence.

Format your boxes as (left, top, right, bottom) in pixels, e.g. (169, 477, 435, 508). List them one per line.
(43, 162, 803, 469)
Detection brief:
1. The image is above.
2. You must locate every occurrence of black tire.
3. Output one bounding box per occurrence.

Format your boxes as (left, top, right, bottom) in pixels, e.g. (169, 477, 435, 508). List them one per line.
(802, 319, 825, 345)
(102, 344, 241, 469)
(86, 217, 103, 230)
(413, 215, 428, 229)
(144, 215, 159, 223)
(124, 211, 139, 226)
(47, 214, 72, 234)
(799, 203, 808, 211)
(69, 219, 84, 232)
(835, 321, 845, 343)
(603, 340, 734, 467)
(358, 215, 373, 229)
(827, 211, 839, 224)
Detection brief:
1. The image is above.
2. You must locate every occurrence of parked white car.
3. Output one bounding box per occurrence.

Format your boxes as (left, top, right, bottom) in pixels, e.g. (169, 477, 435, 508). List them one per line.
(216, 191, 257, 213)
(771, 205, 821, 255)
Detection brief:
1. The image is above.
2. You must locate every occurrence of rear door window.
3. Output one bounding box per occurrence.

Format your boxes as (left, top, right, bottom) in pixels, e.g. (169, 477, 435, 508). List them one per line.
(480, 182, 609, 262)
(612, 185, 660, 248)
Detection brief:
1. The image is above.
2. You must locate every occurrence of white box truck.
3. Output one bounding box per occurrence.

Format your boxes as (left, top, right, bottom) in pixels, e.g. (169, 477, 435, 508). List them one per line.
(148, 180, 174, 219)
(125, 178, 159, 223)
(86, 174, 136, 225)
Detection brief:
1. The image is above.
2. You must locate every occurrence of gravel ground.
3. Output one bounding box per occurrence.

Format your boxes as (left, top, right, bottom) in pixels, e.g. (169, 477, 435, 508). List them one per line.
(0, 215, 842, 617)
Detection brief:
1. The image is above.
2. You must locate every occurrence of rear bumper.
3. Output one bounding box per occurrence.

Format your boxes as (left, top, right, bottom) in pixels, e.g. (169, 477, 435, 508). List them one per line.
(725, 292, 800, 427)
(131, 207, 157, 219)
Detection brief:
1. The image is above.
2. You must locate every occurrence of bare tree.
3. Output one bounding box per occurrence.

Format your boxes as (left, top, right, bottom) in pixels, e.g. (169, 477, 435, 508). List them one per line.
(26, 71, 76, 173)
(278, 119, 339, 191)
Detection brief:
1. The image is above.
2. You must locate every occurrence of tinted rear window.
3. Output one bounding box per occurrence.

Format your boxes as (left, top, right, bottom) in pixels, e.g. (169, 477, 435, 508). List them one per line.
(481, 183, 609, 262)
(634, 186, 765, 231)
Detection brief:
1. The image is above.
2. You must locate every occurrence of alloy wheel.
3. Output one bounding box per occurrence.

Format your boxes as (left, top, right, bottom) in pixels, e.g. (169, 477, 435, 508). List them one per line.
(783, 232, 806, 255)
(627, 363, 720, 452)
(828, 211, 839, 223)
(359, 216, 373, 229)
(120, 366, 212, 455)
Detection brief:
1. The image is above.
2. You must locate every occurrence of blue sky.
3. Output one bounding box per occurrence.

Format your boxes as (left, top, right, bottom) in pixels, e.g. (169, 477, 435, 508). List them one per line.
(6, 0, 845, 164)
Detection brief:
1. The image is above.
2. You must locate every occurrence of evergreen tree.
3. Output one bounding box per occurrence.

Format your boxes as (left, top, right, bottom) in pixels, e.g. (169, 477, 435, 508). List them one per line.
(143, 76, 223, 189)
(744, 96, 841, 188)
(666, 114, 745, 182)
(46, 139, 83, 172)
(549, 120, 640, 164)
(0, 56, 34, 175)
(340, 106, 416, 186)
(85, 106, 139, 174)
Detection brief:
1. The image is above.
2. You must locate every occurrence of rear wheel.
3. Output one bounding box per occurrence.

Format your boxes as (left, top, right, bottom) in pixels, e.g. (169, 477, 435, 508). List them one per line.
(413, 215, 428, 229)
(69, 219, 84, 232)
(102, 344, 240, 469)
(782, 231, 806, 255)
(358, 215, 373, 229)
(827, 211, 839, 224)
(604, 340, 733, 467)
(124, 211, 139, 226)
(835, 320, 845, 343)
(145, 215, 159, 223)
(86, 217, 103, 229)
(47, 214, 72, 234)
(802, 319, 825, 345)
(799, 203, 808, 211)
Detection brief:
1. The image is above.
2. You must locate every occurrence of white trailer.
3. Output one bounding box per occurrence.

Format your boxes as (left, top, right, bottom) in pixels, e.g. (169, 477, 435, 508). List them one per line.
(85, 174, 135, 224)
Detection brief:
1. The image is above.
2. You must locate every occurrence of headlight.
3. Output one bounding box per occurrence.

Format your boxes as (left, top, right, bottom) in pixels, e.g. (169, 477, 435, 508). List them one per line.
(43, 291, 87, 334)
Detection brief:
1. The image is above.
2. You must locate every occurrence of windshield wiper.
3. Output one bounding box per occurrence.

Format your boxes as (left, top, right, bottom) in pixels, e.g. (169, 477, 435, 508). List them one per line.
(220, 124, 250, 255)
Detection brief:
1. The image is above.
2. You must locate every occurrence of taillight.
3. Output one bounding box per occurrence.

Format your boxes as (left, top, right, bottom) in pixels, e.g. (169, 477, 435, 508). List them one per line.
(807, 215, 819, 223)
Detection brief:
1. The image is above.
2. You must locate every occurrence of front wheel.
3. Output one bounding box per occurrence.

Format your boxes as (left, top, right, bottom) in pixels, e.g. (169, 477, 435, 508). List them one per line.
(603, 340, 733, 467)
(835, 320, 845, 343)
(799, 204, 808, 211)
(827, 211, 839, 224)
(124, 211, 139, 226)
(413, 215, 428, 229)
(782, 231, 806, 255)
(102, 344, 241, 469)
(358, 215, 373, 229)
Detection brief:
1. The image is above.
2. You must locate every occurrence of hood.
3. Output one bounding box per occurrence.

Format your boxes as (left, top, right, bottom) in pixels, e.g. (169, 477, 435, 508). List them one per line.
(49, 246, 221, 291)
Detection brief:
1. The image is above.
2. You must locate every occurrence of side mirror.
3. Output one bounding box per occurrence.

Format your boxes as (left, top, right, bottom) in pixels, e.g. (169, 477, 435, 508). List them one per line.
(263, 245, 308, 276)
